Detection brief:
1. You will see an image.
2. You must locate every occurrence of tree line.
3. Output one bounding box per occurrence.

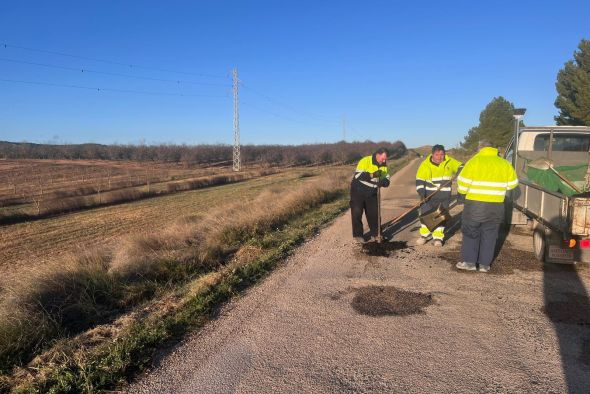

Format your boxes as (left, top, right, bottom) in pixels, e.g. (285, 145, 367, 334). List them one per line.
(0, 140, 407, 166)
(461, 38, 590, 151)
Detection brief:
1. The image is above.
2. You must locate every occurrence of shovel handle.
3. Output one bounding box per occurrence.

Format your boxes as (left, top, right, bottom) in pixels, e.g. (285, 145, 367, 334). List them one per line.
(383, 177, 455, 231)
(377, 185, 382, 243)
(550, 167, 582, 193)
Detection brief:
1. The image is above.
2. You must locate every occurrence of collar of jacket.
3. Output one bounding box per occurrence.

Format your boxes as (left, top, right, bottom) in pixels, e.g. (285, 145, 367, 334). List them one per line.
(476, 147, 499, 157)
(372, 153, 386, 167)
(426, 153, 450, 167)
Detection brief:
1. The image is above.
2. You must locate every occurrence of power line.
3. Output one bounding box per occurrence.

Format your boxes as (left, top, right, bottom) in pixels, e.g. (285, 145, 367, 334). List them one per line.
(348, 126, 371, 142)
(241, 101, 336, 127)
(0, 57, 232, 87)
(3, 43, 229, 79)
(0, 78, 231, 98)
(241, 102, 309, 124)
(240, 82, 339, 126)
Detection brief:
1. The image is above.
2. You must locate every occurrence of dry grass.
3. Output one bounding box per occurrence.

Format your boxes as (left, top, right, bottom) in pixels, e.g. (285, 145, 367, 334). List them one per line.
(0, 154, 413, 391)
(0, 166, 352, 373)
(0, 251, 121, 372)
(0, 168, 315, 285)
(165, 169, 276, 193)
(109, 168, 349, 280)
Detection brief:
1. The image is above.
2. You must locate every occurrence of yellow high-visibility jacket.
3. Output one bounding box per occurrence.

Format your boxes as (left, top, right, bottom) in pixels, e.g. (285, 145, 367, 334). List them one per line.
(415, 154, 462, 199)
(350, 155, 390, 196)
(457, 147, 518, 203)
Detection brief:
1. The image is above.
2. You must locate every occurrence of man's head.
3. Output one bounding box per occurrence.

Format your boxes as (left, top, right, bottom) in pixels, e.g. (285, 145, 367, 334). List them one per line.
(374, 147, 389, 165)
(431, 144, 445, 164)
(478, 139, 492, 151)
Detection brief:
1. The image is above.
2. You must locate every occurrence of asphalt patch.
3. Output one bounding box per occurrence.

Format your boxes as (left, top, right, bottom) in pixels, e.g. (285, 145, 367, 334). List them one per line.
(543, 292, 590, 326)
(351, 285, 433, 316)
(361, 241, 411, 257)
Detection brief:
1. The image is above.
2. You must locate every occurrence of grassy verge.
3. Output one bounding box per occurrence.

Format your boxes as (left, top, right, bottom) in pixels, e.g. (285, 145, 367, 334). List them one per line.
(1, 154, 411, 393)
(7, 196, 349, 393)
(0, 168, 351, 390)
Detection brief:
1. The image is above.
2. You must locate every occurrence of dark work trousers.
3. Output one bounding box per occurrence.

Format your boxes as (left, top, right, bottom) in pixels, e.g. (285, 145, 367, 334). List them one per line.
(461, 218, 500, 267)
(419, 195, 451, 215)
(350, 193, 378, 238)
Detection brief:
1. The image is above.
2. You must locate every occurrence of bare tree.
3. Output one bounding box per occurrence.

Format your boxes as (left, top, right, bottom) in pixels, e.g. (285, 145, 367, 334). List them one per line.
(21, 176, 44, 215)
(6, 170, 18, 196)
(96, 175, 104, 204)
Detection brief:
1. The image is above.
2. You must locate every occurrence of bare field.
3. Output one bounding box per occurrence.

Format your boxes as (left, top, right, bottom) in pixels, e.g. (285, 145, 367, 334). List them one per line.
(0, 159, 284, 222)
(0, 166, 337, 285)
(0, 159, 217, 207)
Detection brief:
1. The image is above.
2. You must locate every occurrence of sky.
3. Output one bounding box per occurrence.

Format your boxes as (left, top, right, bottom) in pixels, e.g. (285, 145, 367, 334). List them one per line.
(0, 0, 589, 148)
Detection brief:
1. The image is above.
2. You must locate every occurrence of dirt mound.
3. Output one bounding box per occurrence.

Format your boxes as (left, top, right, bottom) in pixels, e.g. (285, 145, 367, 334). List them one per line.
(543, 292, 590, 326)
(581, 339, 590, 365)
(361, 241, 412, 257)
(439, 246, 543, 275)
(351, 286, 433, 317)
(439, 244, 586, 275)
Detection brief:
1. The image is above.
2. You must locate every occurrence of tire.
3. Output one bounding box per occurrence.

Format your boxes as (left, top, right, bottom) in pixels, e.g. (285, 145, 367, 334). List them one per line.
(533, 226, 546, 262)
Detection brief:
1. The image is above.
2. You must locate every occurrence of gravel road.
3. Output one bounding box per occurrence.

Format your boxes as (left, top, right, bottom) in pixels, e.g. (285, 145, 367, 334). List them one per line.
(128, 158, 590, 393)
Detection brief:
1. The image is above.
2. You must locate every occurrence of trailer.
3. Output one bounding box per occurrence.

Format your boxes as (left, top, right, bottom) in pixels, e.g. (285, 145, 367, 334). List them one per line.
(505, 126, 590, 264)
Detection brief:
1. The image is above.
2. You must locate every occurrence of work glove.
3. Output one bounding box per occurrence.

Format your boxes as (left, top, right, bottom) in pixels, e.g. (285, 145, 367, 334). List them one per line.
(457, 194, 465, 205)
(371, 170, 382, 179)
(378, 178, 390, 187)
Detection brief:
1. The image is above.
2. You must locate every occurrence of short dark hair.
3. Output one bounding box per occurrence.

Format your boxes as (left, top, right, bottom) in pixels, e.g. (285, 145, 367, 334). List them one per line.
(375, 147, 389, 155)
(478, 139, 492, 149)
(432, 144, 445, 154)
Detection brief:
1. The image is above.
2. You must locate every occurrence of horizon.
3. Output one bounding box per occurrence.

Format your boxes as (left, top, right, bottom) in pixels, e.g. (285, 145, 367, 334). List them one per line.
(0, 139, 407, 148)
(1, 1, 589, 148)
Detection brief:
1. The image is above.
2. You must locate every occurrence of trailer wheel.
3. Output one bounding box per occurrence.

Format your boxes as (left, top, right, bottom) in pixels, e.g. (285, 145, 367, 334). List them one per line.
(533, 227, 546, 262)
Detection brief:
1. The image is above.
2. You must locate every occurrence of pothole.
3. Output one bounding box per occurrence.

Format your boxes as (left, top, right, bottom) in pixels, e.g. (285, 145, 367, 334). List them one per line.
(351, 285, 433, 316)
(361, 241, 412, 257)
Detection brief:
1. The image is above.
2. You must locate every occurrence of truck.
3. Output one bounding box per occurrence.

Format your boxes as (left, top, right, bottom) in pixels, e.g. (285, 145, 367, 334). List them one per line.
(505, 126, 590, 264)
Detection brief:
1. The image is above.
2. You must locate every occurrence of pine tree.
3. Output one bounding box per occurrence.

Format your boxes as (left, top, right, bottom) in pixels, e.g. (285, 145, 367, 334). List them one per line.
(555, 39, 590, 126)
(462, 97, 518, 151)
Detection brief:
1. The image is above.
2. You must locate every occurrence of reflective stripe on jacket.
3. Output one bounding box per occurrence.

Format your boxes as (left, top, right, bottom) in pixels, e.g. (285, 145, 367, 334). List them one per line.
(457, 147, 518, 203)
(350, 155, 390, 195)
(415, 154, 462, 199)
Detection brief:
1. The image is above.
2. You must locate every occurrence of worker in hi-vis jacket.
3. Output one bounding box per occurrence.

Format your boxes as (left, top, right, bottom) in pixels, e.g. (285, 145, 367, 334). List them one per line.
(415, 144, 463, 246)
(350, 148, 390, 243)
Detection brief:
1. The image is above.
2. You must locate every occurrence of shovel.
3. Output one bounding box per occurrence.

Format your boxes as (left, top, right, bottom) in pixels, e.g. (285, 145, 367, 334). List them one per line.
(527, 158, 581, 194)
(376, 184, 383, 243)
(382, 176, 456, 234)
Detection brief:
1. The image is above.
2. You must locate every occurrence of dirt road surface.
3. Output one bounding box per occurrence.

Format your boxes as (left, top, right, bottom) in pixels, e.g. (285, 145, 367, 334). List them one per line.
(128, 159, 590, 393)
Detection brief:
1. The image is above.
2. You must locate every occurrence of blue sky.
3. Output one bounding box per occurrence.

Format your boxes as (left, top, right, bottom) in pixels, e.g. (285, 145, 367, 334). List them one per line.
(1, 1, 588, 148)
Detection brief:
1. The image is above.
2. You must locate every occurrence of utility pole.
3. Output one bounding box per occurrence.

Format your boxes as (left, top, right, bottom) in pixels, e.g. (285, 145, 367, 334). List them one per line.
(342, 114, 346, 142)
(232, 68, 241, 172)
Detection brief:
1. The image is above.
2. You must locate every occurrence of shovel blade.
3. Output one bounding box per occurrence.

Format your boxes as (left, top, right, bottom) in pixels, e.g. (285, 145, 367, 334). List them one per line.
(527, 158, 553, 170)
